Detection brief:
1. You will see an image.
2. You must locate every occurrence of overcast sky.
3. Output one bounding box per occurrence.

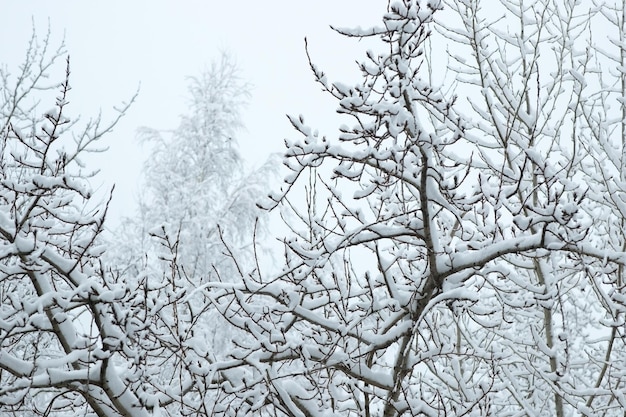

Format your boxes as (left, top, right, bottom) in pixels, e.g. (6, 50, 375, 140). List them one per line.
(1, 1, 384, 224)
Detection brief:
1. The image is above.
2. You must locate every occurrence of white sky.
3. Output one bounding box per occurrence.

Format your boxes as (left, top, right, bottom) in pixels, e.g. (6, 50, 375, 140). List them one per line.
(1, 1, 383, 224)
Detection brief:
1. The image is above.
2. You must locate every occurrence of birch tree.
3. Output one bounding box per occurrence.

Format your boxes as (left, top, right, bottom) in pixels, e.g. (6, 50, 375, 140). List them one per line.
(108, 52, 275, 360)
(121, 53, 263, 274)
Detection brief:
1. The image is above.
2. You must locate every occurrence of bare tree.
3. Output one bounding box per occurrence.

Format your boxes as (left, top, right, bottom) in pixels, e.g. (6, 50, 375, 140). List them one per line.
(0, 31, 139, 416)
(198, 1, 626, 416)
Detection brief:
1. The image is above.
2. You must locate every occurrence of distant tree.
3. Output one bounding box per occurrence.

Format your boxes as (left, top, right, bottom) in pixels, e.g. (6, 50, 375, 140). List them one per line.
(108, 52, 274, 354)
(197, 1, 626, 416)
(136, 54, 261, 270)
